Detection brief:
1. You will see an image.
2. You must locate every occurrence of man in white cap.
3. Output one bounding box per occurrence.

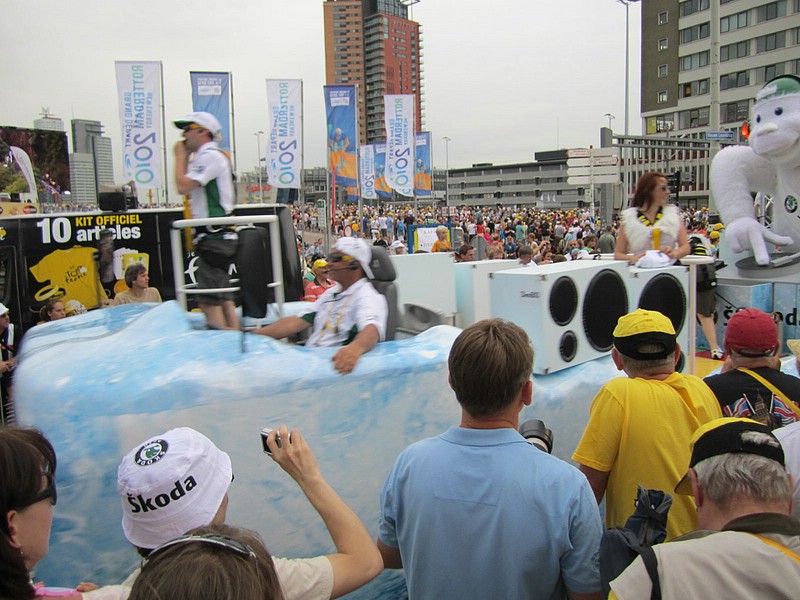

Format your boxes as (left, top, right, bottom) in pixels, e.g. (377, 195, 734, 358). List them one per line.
(254, 237, 388, 375)
(81, 426, 381, 599)
(173, 111, 237, 330)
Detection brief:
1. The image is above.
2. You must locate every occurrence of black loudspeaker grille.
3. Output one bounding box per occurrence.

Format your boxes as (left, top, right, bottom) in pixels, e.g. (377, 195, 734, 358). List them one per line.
(583, 269, 629, 352)
(637, 273, 687, 335)
(549, 276, 579, 326)
(559, 330, 578, 362)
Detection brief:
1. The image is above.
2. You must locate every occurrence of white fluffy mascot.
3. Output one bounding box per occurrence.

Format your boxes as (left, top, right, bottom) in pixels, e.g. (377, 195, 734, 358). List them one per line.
(711, 75, 800, 265)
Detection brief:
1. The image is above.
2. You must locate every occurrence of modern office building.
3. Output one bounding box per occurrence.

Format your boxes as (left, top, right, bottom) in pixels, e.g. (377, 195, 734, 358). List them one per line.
(640, 0, 800, 137)
(33, 114, 65, 132)
(323, 0, 424, 145)
(447, 151, 589, 209)
(69, 119, 115, 203)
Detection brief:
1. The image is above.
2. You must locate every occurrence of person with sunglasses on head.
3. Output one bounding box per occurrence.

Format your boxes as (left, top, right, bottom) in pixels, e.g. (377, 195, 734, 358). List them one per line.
(254, 237, 387, 375)
(1, 426, 82, 599)
(129, 524, 285, 600)
(80, 426, 381, 600)
(614, 171, 690, 266)
(173, 112, 238, 331)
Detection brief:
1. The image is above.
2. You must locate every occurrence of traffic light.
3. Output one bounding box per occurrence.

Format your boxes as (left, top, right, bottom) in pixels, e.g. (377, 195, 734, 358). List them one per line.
(666, 170, 681, 205)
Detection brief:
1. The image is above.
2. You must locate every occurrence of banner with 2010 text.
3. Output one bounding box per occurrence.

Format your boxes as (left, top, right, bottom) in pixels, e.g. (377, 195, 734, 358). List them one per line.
(384, 94, 415, 197)
(115, 61, 163, 189)
(266, 79, 303, 189)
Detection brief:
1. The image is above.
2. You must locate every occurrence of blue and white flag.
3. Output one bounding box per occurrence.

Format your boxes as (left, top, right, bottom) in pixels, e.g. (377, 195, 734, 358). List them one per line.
(190, 71, 231, 151)
(359, 145, 377, 200)
(324, 85, 358, 186)
(415, 132, 432, 197)
(384, 94, 415, 197)
(115, 61, 163, 188)
(266, 79, 303, 188)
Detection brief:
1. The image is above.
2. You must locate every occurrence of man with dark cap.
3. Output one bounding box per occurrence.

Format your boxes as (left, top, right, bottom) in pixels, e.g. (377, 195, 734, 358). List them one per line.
(573, 309, 721, 540)
(610, 418, 800, 599)
(704, 308, 800, 429)
(173, 111, 237, 330)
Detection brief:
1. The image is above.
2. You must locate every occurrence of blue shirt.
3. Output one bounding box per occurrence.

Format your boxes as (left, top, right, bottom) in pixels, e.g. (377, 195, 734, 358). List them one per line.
(379, 427, 602, 599)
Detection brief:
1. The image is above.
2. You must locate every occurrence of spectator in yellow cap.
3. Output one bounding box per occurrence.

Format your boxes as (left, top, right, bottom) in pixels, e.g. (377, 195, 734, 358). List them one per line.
(304, 259, 334, 303)
(573, 309, 722, 540)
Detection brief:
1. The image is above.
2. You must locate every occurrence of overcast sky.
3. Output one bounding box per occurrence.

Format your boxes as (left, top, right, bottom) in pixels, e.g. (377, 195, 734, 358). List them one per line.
(3, 0, 641, 180)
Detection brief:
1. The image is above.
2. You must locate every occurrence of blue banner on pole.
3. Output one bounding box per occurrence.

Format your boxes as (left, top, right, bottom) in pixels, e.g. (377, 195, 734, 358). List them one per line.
(190, 72, 231, 151)
(324, 85, 358, 187)
(373, 142, 393, 199)
(415, 132, 432, 197)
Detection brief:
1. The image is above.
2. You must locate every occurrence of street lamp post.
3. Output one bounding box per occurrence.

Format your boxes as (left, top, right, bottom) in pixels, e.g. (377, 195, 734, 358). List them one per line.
(617, 0, 640, 136)
(443, 136, 451, 206)
(254, 131, 264, 201)
(604, 113, 616, 130)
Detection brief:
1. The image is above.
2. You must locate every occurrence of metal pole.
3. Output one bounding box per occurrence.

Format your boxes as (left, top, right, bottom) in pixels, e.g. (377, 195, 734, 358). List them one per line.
(617, 0, 640, 136)
(443, 136, 451, 206)
(255, 131, 263, 202)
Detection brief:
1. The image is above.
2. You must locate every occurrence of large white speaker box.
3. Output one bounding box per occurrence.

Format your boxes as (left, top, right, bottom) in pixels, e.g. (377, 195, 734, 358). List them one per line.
(490, 260, 631, 374)
(455, 260, 521, 328)
(627, 265, 690, 369)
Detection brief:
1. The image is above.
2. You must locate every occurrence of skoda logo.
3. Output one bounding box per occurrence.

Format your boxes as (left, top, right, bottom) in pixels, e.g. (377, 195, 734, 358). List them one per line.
(135, 439, 169, 466)
(785, 195, 798, 214)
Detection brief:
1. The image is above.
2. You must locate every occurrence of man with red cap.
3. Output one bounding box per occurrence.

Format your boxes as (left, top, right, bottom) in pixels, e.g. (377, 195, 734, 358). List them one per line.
(704, 308, 800, 429)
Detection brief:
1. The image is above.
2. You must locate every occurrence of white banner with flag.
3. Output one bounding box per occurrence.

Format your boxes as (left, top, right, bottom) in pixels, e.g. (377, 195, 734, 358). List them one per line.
(359, 145, 377, 200)
(384, 94, 415, 197)
(115, 61, 163, 188)
(266, 79, 303, 189)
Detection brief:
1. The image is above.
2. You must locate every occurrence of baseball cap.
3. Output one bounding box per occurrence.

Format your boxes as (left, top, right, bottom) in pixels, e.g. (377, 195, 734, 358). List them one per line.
(174, 112, 222, 136)
(675, 418, 785, 494)
(756, 74, 800, 104)
(333, 237, 374, 279)
(0, 303, 9, 316)
(724, 308, 778, 356)
(613, 309, 677, 360)
(117, 427, 233, 549)
(390, 240, 405, 250)
(312, 259, 328, 271)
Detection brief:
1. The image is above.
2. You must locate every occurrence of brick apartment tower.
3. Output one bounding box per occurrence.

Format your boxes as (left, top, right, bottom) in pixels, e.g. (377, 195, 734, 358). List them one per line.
(323, 0, 424, 146)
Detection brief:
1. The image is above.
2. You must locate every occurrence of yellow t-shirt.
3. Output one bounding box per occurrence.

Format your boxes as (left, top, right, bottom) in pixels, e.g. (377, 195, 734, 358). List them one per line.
(573, 372, 722, 540)
(29, 247, 108, 309)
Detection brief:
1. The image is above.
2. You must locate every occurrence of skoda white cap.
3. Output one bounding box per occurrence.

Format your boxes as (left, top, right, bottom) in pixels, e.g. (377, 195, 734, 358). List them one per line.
(117, 427, 232, 549)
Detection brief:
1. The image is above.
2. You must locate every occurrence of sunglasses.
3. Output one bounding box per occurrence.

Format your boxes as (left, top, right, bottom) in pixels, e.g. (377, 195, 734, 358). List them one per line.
(328, 253, 355, 263)
(182, 123, 206, 132)
(27, 472, 57, 507)
(657, 185, 669, 191)
(145, 533, 256, 563)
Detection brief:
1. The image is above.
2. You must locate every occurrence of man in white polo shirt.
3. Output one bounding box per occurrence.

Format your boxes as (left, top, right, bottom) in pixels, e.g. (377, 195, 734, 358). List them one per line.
(254, 237, 387, 375)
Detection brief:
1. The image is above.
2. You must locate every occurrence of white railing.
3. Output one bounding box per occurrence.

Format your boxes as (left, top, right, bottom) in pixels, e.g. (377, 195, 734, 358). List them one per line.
(170, 215, 285, 318)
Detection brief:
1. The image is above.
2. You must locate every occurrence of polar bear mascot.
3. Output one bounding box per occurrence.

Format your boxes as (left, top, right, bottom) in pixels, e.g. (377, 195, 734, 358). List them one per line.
(711, 75, 800, 265)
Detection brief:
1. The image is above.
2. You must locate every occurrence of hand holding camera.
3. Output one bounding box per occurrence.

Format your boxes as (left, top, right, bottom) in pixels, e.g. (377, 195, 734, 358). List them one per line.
(260, 425, 322, 487)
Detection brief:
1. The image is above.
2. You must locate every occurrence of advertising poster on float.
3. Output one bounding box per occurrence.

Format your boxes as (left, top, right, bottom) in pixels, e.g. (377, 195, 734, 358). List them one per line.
(115, 61, 163, 188)
(266, 79, 302, 189)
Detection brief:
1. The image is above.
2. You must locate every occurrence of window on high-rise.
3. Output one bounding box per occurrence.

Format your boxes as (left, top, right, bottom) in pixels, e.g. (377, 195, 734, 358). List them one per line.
(721, 100, 750, 123)
(756, 63, 786, 82)
(720, 40, 750, 61)
(681, 78, 710, 98)
(756, 1, 787, 22)
(720, 70, 750, 90)
(720, 10, 750, 32)
(680, 22, 710, 44)
(678, 107, 710, 129)
(658, 64, 668, 77)
(658, 90, 669, 103)
(680, 0, 709, 16)
(659, 38, 669, 50)
(659, 11, 669, 24)
(680, 50, 710, 71)
(756, 30, 787, 52)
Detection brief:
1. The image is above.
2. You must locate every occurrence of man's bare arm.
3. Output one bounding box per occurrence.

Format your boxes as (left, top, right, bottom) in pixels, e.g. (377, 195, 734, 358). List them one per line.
(578, 464, 610, 504)
(253, 316, 311, 340)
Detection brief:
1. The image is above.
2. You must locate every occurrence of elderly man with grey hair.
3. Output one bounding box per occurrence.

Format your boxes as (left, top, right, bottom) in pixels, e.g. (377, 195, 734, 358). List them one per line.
(610, 418, 800, 600)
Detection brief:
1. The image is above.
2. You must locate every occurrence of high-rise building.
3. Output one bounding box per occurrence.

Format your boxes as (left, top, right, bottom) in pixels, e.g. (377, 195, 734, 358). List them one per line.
(33, 115, 65, 132)
(323, 0, 424, 145)
(640, 0, 800, 138)
(70, 119, 115, 202)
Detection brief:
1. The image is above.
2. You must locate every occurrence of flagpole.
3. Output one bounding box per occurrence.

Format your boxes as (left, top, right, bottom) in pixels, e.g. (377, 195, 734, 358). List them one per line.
(229, 71, 238, 176)
(159, 61, 169, 207)
(300, 79, 305, 206)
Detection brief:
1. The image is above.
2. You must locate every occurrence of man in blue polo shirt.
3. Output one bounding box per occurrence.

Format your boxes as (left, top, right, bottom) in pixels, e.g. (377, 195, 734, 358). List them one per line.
(377, 319, 603, 600)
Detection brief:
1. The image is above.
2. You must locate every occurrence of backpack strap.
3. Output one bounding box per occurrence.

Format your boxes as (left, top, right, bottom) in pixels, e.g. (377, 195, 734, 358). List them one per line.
(738, 368, 800, 419)
(638, 545, 662, 600)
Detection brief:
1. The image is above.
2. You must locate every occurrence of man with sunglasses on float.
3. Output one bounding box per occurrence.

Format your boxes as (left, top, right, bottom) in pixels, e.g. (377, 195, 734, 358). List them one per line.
(173, 112, 238, 330)
(254, 237, 387, 375)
